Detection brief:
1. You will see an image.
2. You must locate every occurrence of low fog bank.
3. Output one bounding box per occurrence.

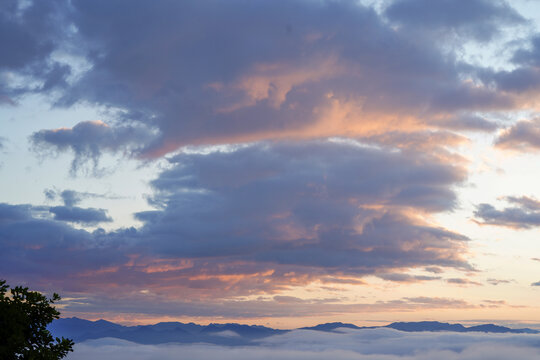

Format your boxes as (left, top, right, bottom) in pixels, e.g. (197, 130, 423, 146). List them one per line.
(67, 327, 540, 360)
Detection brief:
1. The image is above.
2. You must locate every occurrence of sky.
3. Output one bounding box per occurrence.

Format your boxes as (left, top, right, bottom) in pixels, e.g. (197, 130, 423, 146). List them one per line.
(2, 0, 540, 329)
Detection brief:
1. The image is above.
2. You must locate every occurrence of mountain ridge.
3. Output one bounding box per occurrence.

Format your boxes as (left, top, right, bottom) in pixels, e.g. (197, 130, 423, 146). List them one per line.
(49, 317, 539, 346)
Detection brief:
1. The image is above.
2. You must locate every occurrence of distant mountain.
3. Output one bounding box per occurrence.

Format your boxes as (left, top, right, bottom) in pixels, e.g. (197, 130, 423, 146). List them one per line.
(49, 318, 539, 346)
(48, 317, 125, 340)
(201, 323, 284, 338)
(300, 322, 363, 332)
(385, 321, 539, 334)
(465, 324, 538, 334)
(49, 317, 286, 346)
(387, 321, 467, 332)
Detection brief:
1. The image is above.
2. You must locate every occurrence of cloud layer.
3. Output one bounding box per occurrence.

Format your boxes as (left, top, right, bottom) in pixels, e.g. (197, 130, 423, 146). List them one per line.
(17, 0, 533, 168)
(139, 141, 468, 271)
(0, 140, 474, 316)
(3, 0, 540, 324)
(68, 328, 540, 360)
(385, 0, 524, 42)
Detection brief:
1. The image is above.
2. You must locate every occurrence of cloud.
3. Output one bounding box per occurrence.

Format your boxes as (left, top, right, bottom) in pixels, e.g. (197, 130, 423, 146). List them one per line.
(0, 1, 55, 69)
(477, 35, 540, 98)
(504, 196, 540, 210)
(3, 0, 537, 169)
(49, 206, 112, 224)
(18, 0, 517, 166)
(31, 120, 156, 174)
(2, 0, 539, 326)
(377, 273, 440, 283)
(59, 190, 85, 207)
(137, 140, 470, 275)
(0, 203, 33, 223)
(424, 266, 443, 274)
(473, 196, 540, 229)
(0, 0, 72, 100)
(446, 278, 482, 287)
(487, 68, 540, 94)
(481, 299, 508, 307)
(486, 278, 514, 286)
(513, 35, 540, 68)
(44, 188, 120, 207)
(434, 115, 499, 132)
(360, 130, 468, 152)
(0, 203, 127, 283)
(43, 188, 114, 224)
(0, 139, 478, 317)
(67, 328, 540, 360)
(495, 119, 540, 152)
(390, 297, 473, 309)
(384, 0, 524, 42)
(58, 295, 478, 320)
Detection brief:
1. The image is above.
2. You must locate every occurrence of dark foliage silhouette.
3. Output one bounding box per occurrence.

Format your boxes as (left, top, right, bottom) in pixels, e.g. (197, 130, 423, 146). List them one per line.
(0, 280, 73, 360)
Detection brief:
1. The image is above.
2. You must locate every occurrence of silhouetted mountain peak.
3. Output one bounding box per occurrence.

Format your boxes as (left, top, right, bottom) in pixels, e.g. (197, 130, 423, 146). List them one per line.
(387, 321, 467, 332)
(49, 317, 539, 346)
(201, 323, 284, 338)
(301, 322, 362, 332)
(386, 321, 538, 334)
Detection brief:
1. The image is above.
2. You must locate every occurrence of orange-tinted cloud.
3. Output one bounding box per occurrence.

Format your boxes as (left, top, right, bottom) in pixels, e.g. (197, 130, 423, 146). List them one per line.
(27, 0, 531, 167)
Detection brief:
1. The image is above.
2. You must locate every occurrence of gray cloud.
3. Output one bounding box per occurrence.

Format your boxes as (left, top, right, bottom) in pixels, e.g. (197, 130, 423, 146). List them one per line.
(42, 188, 114, 224)
(446, 278, 482, 286)
(360, 130, 467, 152)
(0, 1, 55, 69)
(495, 119, 540, 152)
(23, 0, 515, 166)
(137, 140, 470, 275)
(0, 203, 127, 283)
(59, 294, 478, 320)
(0, 203, 33, 223)
(0, 139, 476, 315)
(3, 0, 537, 170)
(2, 0, 537, 324)
(44, 188, 120, 207)
(60, 190, 84, 207)
(474, 196, 540, 229)
(49, 205, 112, 224)
(435, 115, 499, 132)
(487, 278, 514, 286)
(384, 0, 524, 42)
(424, 266, 443, 274)
(68, 328, 540, 360)
(513, 35, 540, 68)
(0, 0, 71, 101)
(31, 120, 156, 175)
(505, 196, 540, 210)
(477, 34, 540, 96)
(377, 273, 440, 283)
(488, 68, 540, 93)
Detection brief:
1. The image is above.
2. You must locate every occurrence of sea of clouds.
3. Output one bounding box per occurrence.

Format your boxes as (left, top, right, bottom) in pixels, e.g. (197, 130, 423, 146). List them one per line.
(66, 327, 540, 360)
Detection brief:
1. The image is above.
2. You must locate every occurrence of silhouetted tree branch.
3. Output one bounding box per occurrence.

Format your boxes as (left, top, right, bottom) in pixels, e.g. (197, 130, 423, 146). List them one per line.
(0, 280, 74, 360)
